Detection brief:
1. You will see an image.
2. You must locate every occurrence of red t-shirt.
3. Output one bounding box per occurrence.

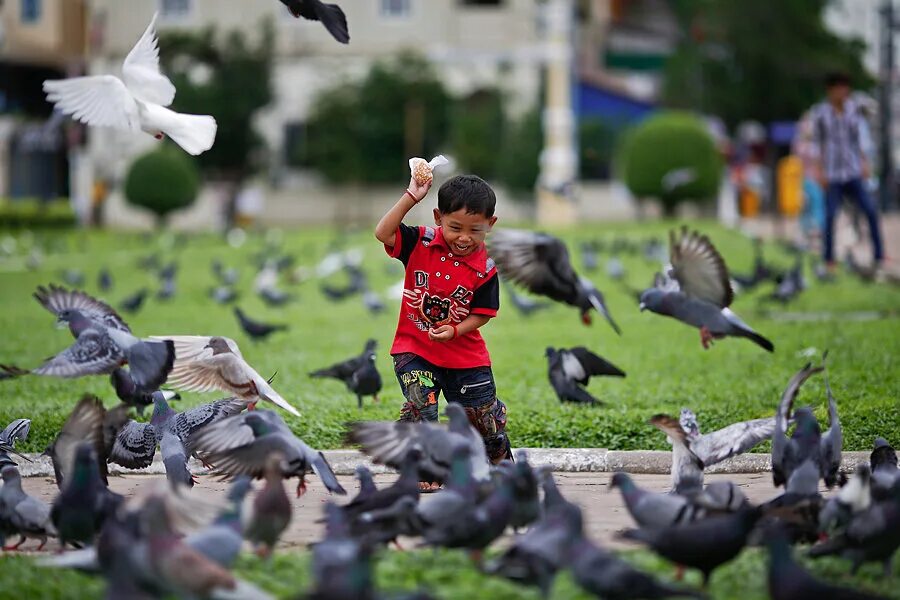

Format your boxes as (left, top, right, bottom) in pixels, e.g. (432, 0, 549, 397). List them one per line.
(385, 224, 499, 368)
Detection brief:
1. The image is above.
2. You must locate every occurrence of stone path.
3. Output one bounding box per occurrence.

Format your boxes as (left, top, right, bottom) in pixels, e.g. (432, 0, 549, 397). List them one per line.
(12, 471, 803, 553)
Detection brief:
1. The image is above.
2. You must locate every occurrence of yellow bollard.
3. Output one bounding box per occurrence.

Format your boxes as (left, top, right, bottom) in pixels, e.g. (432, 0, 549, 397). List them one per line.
(777, 155, 803, 217)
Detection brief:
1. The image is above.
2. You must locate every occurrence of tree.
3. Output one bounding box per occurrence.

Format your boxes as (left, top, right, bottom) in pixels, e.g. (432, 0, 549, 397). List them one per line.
(451, 88, 506, 179)
(618, 111, 721, 216)
(662, 0, 873, 127)
(159, 21, 274, 227)
(496, 109, 543, 195)
(125, 148, 200, 226)
(302, 52, 452, 184)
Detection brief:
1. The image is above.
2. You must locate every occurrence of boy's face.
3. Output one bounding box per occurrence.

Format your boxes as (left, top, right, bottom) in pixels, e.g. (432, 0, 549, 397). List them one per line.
(433, 208, 497, 257)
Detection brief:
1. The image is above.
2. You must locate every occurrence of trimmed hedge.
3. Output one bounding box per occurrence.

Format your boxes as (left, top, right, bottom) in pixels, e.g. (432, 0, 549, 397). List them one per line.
(125, 147, 200, 225)
(0, 199, 76, 229)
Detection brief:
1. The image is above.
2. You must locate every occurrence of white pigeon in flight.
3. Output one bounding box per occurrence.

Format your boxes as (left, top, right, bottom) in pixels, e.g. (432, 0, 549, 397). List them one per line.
(42, 13, 217, 156)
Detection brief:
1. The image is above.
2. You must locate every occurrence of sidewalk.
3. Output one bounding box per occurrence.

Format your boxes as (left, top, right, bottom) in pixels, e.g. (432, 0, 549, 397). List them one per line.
(16, 470, 813, 553)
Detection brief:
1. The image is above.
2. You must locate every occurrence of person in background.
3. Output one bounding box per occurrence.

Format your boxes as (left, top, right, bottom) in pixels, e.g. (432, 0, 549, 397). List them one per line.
(792, 111, 825, 243)
(812, 72, 885, 273)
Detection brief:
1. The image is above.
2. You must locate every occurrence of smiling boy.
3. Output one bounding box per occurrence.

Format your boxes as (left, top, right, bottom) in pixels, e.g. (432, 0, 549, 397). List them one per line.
(375, 173, 512, 486)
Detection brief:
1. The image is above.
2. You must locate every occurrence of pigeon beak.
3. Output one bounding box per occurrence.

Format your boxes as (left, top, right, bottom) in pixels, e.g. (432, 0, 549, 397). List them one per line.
(638, 302, 646, 312)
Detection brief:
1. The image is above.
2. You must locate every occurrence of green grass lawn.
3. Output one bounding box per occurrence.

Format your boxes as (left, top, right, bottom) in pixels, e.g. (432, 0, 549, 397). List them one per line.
(1, 221, 899, 453)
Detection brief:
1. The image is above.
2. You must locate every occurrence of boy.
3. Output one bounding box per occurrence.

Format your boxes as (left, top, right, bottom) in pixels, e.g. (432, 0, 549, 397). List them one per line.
(375, 172, 512, 487)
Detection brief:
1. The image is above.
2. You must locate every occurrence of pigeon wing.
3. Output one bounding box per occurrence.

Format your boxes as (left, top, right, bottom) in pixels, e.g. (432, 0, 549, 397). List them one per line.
(668, 227, 733, 307)
(32, 330, 123, 377)
(772, 362, 823, 485)
(490, 230, 579, 304)
(156, 336, 250, 395)
(188, 410, 285, 456)
(649, 414, 705, 469)
(691, 417, 776, 466)
(47, 395, 107, 486)
(109, 420, 157, 469)
(34, 284, 131, 333)
(0, 419, 30, 446)
(819, 356, 843, 487)
(43, 76, 140, 132)
(173, 397, 245, 441)
(121, 12, 176, 106)
(567, 347, 626, 382)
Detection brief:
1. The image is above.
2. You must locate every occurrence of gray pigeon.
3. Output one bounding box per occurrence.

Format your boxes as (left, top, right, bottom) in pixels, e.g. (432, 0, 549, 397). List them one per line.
(307, 503, 376, 600)
(183, 476, 253, 568)
(110, 367, 180, 417)
(244, 453, 292, 558)
(489, 229, 621, 333)
(819, 354, 844, 489)
(109, 393, 245, 487)
(0, 418, 31, 470)
(639, 228, 774, 352)
(819, 463, 872, 535)
(347, 396, 491, 485)
(771, 363, 825, 489)
(546, 346, 625, 406)
(310, 339, 382, 408)
(189, 409, 346, 496)
(0, 465, 56, 550)
(609, 472, 707, 530)
(0, 285, 174, 392)
(870, 438, 899, 496)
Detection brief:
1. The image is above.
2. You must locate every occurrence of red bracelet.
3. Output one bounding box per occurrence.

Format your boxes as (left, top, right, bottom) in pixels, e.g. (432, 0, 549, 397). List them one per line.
(451, 324, 459, 339)
(404, 189, 420, 203)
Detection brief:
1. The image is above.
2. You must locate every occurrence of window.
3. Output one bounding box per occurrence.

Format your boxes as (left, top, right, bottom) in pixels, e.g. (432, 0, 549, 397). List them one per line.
(381, 0, 411, 18)
(158, 0, 193, 19)
(21, 0, 41, 23)
(460, 0, 502, 5)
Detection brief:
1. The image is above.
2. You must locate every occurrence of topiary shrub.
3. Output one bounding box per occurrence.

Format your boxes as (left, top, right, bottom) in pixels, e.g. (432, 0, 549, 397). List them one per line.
(125, 147, 200, 226)
(617, 111, 722, 216)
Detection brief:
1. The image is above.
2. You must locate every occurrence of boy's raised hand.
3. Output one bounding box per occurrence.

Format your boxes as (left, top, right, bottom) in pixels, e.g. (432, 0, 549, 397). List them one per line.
(407, 176, 432, 202)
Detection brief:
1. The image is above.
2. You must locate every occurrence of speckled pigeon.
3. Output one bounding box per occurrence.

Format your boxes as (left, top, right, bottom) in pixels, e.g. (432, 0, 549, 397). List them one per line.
(0, 465, 56, 550)
(310, 339, 382, 408)
(110, 366, 180, 417)
(545, 346, 625, 406)
(348, 397, 491, 485)
(151, 335, 300, 416)
(189, 409, 346, 496)
(489, 228, 621, 333)
(619, 506, 763, 587)
(0, 418, 31, 470)
(109, 392, 245, 487)
(638, 228, 774, 352)
(0, 285, 175, 392)
(244, 453, 292, 558)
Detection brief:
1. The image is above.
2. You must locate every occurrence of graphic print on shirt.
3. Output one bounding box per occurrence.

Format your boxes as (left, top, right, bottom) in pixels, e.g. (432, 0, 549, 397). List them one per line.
(403, 288, 471, 330)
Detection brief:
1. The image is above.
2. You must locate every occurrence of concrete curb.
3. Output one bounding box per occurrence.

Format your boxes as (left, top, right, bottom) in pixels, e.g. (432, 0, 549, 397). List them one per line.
(14, 449, 871, 478)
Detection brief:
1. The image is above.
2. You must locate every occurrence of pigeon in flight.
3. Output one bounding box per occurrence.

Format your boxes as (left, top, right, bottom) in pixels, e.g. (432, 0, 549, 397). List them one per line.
(0, 285, 174, 392)
(309, 339, 382, 408)
(188, 409, 346, 497)
(490, 229, 621, 333)
(771, 363, 826, 490)
(0, 419, 31, 470)
(151, 335, 300, 416)
(43, 13, 217, 155)
(110, 367, 180, 417)
(639, 227, 774, 352)
(545, 346, 625, 405)
(280, 0, 350, 44)
(233, 307, 287, 342)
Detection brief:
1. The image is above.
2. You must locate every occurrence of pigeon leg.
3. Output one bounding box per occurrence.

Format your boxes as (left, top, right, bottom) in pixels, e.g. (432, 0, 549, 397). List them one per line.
(469, 549, 484, 565)
(373, 394, 380, 404)
(296, 477, 308, 498)
(392, 539, 405, 551)
(248, 400, 258, 411)
(3, 535, 26, 551)
(36, 536, 47, 551)
(699, 326, 714, 349)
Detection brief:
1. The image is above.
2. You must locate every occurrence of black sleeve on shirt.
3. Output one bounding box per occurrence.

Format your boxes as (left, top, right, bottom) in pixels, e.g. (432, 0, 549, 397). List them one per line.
(394, 223, 421, 266)
(470, 271, 500, 313)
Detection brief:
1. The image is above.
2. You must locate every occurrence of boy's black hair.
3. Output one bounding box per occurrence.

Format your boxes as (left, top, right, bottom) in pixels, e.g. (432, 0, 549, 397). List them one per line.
(824, 71, 851, 88)
(437, 175, 496, 218)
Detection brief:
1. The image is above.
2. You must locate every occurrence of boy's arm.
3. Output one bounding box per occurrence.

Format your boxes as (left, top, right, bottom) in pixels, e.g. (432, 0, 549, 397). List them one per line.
(375, 176, 433, 247)
(429, 315, 491, 342)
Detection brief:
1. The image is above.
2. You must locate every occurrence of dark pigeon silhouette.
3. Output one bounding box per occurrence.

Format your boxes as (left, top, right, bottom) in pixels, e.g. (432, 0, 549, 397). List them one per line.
(307, 503, 376, 600)
(639, 228, 774, 352)
(732, 238, 778, 290)
(233, 307, 287, 341)
(61, 269, 85, 287)
(110, 367, 180, 417)
(619, 507, 763, 586)
(279, 0, 349, 44)
(211, 259, 238, 286)
(244, 453, 292, 558)
(119, 288, 149, 313)
(490, 229, 620, 333)
(768, 526, 888, 600)
(545, 346, 625, 405)
(0, 285, 174, 393)
(157, 262, 177, 301)
(310, 339, 382, 408)
(870, 438, 899, 497)
(98, 268, 113, 292)
(767, 254, 806, 303)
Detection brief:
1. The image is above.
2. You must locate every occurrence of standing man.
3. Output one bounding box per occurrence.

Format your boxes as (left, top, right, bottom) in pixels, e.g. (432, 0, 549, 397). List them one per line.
(813, 72, 885, 273)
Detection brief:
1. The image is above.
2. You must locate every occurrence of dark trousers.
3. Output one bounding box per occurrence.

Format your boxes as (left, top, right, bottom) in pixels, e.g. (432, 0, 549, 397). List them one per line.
(393, 353, 511, 463)
(824, 178, 884, 263)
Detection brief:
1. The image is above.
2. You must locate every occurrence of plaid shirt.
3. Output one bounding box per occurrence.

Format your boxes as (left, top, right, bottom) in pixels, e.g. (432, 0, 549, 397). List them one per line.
(812, 100, 866, 183)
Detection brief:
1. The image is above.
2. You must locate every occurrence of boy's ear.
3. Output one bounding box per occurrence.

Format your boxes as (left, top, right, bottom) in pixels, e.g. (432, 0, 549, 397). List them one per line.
(488, 216, 498, 228)
(433, 209, 442, 226)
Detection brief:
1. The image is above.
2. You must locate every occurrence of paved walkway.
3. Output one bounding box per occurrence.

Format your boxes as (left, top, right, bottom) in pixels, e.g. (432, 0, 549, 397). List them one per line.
(15, 471, 790, 553)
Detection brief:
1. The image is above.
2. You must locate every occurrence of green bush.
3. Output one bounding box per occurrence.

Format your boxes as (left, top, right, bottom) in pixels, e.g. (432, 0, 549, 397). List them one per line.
(303, 52, 452, 184)
(451, 88, 506, 179)
(124, 148, 200, 225)
(579, 117, 626, 181)
(617, 111, 722, 215)
(0, 198, 76, 229)
(496, 109, 543, 195)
